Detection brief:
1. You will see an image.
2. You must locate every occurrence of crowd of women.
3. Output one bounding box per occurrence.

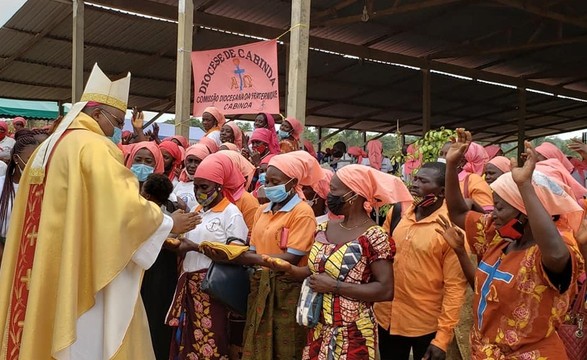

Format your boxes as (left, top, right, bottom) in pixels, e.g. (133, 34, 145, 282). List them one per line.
(2, 106, 587, 360)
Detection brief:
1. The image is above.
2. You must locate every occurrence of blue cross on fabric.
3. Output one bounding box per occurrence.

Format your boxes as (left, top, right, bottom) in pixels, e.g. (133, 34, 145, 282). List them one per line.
(477, 258, 514, 330)
(234, 64, 246, 91)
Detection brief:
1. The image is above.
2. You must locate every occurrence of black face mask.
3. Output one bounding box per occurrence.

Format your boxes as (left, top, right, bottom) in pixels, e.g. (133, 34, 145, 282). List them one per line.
(326, 191, 354, 215)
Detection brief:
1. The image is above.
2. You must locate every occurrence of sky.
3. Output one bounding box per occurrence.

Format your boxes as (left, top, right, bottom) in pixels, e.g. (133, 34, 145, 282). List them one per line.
(1, 0, 27, 28)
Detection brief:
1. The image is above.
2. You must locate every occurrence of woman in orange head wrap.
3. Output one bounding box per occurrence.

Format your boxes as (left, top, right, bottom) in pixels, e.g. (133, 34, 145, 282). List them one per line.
(125, 141, 164, 185)
(159, 140, 183, 184)
(174, 144, 213, 210)
(168, 152, 249, 360)
(268, 151, 325, 200)
(220, 121, 243, 149)
(263, 164, 412, 360)
(279, 117, 303, 153)
(202, 106, 226, 146)
(443, 131, 584, 360)
(366, 140, 383, 170)
(484, 156, 512, 185)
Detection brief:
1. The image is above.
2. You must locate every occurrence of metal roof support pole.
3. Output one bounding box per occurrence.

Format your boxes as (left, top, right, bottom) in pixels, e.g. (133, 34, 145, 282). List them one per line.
(317, 126, 322, 152)
(286, 0, 311, 143)
(517, 87, 526, 162)
(422, 68, 431, 135)
(362, 131, 367, 147)
(174, 0, 193, 139)
(72, 0, 84, 103)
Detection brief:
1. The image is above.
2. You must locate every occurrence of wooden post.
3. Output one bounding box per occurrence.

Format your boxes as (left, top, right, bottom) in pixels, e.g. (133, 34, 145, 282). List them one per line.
(286, 0, 311, 142)
(72, 0, 84, 103)
(175, 0, 193, 139)
(317, 126, 322, 152)
(363, 131, 367, 147)
(517, 87, 526, 161)
(422, 68, 431, 135)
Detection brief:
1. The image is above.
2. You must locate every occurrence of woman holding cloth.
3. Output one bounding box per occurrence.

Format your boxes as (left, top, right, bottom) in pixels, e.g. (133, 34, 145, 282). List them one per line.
(441, 129, 584, 359)
(166, 153, 248, 360)
(202, 151, 324, 360)
(266, 164, 412, 360)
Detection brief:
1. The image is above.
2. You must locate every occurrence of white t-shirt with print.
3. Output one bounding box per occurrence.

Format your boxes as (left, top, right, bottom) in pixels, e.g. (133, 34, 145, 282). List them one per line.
(173, 181, 197, 211)
(182, 200, 248, 272)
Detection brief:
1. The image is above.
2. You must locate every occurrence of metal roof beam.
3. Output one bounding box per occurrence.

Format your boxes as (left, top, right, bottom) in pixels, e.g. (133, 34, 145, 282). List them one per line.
(429, 34, 587, 59)
(493, 0, 587, 29)
(315, 0, 464, 27)
(0, 9, 72, 74)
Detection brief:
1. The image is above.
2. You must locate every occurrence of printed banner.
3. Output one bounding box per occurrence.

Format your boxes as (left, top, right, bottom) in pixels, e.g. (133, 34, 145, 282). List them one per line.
(192, 39, 280, 116)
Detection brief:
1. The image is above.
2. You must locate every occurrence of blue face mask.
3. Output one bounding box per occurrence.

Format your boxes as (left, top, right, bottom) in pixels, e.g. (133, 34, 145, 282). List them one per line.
(264, 178, 293, 203)
(258, 172, 267, 186)
(109, 127, 122, 145)
(278, 129, 291, 140)
(131, 163, 154, 182)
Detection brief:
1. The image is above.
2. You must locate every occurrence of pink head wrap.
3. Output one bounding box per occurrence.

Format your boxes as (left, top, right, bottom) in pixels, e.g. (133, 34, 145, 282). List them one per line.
(0, 121, 8, 133)
(268, 151, 325, 199)
(203, 106, 226, 128)
(535, 158, 587, 201)
(367, 140, 383, 170)
(195, 152, 246, 203)
(125, 141, 164, 174)
(250, 128, 280, 154)
(254, 113, 279, 151)
(484, 145, 501, 160)
(459, 142, 489, 180)
(159, 140, 184, 181)
(536, 142, 574, 173)
(337, 164, 413, 212)
(221, 142, 240, 151)
(178, 144, 212, 182)
(13, 117, 26, 127)
(198, 136, 219, 154)
(303, 139, 317, 158)
(491, 170, 584, 232)
(405, 143, 422, 176)
(284, 117, 303, 140)
(487, 156, 512, 174)
(260, 153, 276, 165)
(225, 121, 243, 149)
(168, 135, 189, 149)
(348, 147, 367, 164)
(218, 149, 256, 190)
(313, 168, 334, 200)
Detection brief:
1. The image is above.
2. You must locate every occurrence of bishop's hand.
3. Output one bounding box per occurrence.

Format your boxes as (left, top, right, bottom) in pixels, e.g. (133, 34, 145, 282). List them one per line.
(170, 210, 201, 234)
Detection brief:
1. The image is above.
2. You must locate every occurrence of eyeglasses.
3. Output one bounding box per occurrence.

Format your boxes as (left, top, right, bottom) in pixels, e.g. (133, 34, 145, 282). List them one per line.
(100, 108, 125, 129)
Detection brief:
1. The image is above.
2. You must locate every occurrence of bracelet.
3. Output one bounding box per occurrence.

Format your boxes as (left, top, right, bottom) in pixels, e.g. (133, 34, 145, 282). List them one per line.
(335, 280, 341, 294)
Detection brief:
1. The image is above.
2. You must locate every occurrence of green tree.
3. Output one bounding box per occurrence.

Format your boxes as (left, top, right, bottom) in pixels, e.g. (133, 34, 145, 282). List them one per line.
(164, 117, 203, 129)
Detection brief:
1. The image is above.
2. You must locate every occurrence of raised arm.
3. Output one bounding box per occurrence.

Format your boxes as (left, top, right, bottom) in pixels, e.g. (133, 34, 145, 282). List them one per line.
(445, 129, 474, 229)
(513, 141, 570, 274)
(436, 214, 475, 288)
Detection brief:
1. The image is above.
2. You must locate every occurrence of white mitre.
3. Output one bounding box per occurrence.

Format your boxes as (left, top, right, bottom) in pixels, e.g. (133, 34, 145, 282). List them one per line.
(29, 64, 131, 183)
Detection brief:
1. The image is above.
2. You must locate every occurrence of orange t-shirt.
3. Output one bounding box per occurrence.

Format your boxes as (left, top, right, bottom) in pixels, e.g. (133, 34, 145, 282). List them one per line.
(249, 194, 316, 266)
(464, 211, 583, 359)
(460, 173, 493, 211)
(234, 191, 259, 240)
(374, 204, 467, 351)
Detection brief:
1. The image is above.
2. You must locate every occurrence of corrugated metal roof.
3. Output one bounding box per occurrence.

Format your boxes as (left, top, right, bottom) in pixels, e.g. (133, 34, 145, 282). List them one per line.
(0, 0, 585, 144)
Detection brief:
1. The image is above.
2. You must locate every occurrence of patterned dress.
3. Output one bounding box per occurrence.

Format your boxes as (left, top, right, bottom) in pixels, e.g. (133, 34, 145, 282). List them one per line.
(303, 225, 395, 360)
(465, 212, 583, 360)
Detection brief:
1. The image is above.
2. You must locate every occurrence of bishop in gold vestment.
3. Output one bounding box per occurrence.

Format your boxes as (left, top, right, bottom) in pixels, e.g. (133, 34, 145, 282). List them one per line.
(0, 64, 193, 360)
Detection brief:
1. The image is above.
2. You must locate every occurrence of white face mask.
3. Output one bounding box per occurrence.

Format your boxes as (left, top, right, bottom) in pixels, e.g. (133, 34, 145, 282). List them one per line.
(437, 157, 446, 163)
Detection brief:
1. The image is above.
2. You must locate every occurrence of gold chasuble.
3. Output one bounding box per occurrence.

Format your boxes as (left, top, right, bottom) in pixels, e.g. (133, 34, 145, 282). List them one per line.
(0, 65, 166, 359)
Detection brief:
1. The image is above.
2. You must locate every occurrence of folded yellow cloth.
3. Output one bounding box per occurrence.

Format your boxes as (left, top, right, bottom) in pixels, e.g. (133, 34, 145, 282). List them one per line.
(199, 241, 249, 260)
